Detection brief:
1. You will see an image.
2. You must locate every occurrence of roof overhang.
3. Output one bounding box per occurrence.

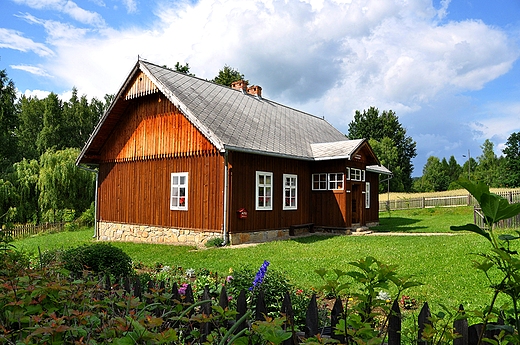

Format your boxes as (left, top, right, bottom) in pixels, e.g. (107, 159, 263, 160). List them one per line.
(366, 164, 393, 175)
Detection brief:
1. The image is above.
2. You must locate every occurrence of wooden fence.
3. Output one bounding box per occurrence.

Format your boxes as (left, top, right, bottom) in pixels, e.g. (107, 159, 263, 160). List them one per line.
(103, 276, 502, 345)
(5, 222, 65, 239)
(474, 206, 520, 230)
(379, 191, 520, 212)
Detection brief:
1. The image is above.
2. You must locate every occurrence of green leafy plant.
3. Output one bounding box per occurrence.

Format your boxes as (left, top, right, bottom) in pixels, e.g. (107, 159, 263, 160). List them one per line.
(61, 242, 133, 276)
(205, 237, 224, 248)
(451, 178, 520, 344)
(315, 256, 422, 344)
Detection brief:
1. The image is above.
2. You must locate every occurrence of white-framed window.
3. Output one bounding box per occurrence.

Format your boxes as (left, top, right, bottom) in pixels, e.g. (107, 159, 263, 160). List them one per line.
(313, 173, 344, 191)
(283, 174, 297, 210)
(256, 171, 273, 210)
(312, 173, 327, 190)
(349, 168, 364, 181)
(328, 173, 344, 190)
(170, 172, 188, 210)
(365, 182, 370, 208)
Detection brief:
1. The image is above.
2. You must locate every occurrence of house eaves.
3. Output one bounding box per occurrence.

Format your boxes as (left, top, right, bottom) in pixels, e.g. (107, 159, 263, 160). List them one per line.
(310, 139, 365, 161)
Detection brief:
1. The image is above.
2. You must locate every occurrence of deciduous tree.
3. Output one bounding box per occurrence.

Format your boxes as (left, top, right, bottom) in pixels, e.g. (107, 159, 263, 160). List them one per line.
(38, 148, 95, 222)
(503, 132, 520, 187)
(348, 107, 417, 192)
(0, 70, 19, 173)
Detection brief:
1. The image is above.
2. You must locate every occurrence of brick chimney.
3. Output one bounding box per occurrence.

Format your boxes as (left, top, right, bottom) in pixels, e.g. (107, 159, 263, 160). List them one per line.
(247, 85, 262, 98)
(231, 80, 248, 92)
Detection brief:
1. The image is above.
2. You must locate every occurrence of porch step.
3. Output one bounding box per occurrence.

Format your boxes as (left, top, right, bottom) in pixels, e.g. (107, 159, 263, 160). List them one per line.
(352, 226, 372, 235)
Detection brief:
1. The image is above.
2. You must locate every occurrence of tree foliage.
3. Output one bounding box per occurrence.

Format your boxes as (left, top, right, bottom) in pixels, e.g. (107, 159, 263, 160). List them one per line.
(503, 132, 520, 187)
(348, 107, 417, 192)
(174, 62, 194, 76)
(0, 70, 19, 172)
(213, 65, 246, 87)
(38, 148, 96, 222)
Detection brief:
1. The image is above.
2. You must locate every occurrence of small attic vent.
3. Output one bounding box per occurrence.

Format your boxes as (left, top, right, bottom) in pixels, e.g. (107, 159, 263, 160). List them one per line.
(125, 72, 158, 100)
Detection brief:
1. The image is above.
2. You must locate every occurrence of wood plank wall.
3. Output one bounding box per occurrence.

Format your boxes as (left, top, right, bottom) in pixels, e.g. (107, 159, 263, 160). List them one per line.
(97, 93, 224, 231)
(228, 151, 313, 232)
(98, 153, 224, 231)
(99, 94, 215, 162)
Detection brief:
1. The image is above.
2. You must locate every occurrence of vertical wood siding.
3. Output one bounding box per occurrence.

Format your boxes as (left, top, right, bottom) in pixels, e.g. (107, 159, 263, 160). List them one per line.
(310, 160, 349, 228)
(227, 152, 380, 232)
(98, 153, 224, 231)
(99, 94, 215, 162)
(228, 152, 313, 232)
(97, 93, 224, 231)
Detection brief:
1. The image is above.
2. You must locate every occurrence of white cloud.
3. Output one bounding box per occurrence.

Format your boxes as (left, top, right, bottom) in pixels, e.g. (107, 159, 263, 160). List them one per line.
(13, 0, 519, 143)
(0, 28, 54, 56)
(469, 103, 520, 143)
(11, 64, 52, 77)
(19, 88, 51, 99)
(17, 13, 90, 41)
(12, 0, 106, 26)
(121, 0, 137, 13)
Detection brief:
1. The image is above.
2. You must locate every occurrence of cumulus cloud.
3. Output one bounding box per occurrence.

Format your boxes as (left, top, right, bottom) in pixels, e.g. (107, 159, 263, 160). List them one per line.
(6, 0, 519, 170)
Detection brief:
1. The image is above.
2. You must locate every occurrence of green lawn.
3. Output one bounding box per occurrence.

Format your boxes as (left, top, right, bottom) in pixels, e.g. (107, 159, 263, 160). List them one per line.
(13, 206, 511, 313)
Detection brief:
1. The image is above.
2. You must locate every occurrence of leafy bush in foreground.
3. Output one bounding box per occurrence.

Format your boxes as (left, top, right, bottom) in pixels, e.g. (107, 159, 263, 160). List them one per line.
(62, 242, 133, 276)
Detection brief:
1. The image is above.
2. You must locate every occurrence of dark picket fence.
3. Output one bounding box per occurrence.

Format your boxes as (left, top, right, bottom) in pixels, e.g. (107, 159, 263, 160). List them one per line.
(101, 275, 503, 345)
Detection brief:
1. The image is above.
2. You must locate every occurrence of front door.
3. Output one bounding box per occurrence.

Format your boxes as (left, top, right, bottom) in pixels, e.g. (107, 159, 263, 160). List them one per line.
(351, 183, 362, 224)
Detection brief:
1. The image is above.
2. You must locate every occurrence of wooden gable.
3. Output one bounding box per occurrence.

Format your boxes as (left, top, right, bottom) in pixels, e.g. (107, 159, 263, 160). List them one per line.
(349, 141, 380, 166)
(125, 71, 159, 100)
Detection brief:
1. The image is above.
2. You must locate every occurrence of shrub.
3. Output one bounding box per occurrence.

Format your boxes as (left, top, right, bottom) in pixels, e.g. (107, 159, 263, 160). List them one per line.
(77, 202, 95, 226)
(227, 265, 292, 318)
(62, 243, 133, 276)
(204, 236, 223, 248)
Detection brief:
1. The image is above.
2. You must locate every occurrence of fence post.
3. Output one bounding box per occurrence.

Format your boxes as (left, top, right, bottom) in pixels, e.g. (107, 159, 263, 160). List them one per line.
(418, 302, 432, 345)
(305, 294, 319, 338)
(133, 276, 142, 299)
(185, 284, 194, 304)
(236, 290, 248, 333)
(200, 285, 212, 341)
(256, 289, 268, 321)
(387, 299, 401, 345)
(219, 286, 229, 309)
(330, 297, 345, 343)
(453, 304, 468, 345)
(171, 282, 180, 303)
(281, 292, 297, 345)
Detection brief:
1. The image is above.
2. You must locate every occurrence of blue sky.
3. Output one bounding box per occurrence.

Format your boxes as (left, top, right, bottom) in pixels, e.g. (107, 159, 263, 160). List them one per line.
(1, 0, 519, 176)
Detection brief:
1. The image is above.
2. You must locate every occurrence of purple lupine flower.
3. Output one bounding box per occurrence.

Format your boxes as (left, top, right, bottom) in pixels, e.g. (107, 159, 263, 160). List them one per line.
(249, 260, 270, 291)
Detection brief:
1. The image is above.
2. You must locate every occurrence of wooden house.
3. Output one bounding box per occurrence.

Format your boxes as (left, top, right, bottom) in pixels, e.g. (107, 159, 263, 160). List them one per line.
(77, 59, 391, 245)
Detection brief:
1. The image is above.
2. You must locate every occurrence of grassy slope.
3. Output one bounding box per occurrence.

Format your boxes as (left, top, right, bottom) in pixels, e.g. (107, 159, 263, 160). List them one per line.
(13, 207, 511, 312)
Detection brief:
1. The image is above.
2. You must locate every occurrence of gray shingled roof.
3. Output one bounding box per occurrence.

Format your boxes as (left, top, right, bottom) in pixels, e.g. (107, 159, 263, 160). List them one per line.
(79, 60, 385, 164)
(140, 60, 352, 160)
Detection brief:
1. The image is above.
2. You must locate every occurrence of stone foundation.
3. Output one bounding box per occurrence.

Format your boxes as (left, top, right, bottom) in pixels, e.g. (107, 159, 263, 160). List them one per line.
(228, 229, 291, 245)
(97, 221, 379, 246)
(97, 221, 221, 247)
